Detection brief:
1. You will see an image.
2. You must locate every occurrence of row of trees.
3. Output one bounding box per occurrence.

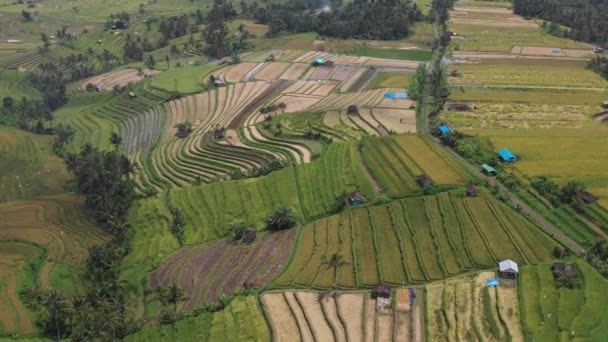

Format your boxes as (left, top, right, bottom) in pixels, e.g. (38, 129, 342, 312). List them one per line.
(513, 0, 608, 47)
(251, 0, 423, 40)
(19, 145, 142, 340)
(530, 176, 588, 208)
(588, 57, 608, 80)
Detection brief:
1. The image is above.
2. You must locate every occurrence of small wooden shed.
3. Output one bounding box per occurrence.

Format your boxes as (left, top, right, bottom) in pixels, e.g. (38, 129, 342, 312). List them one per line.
(466, 184, 477, 197)
(602, 100, 608, 109)
(417, 175, 432, 188)
(348, 192, 365, 206)
(578, 191, 598, 204)
(446, 102, 472, 111)
(498, 259, 519, 279)
(372, 284, 391, 299)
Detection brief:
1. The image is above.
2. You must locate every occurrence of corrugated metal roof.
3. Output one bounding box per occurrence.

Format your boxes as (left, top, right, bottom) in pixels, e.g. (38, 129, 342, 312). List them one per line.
(498, 148, 517, 161)
(499, 259, 518, 273)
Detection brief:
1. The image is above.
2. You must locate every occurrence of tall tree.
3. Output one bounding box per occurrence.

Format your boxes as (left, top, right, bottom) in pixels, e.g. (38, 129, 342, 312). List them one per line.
(203, 1, 229, 58)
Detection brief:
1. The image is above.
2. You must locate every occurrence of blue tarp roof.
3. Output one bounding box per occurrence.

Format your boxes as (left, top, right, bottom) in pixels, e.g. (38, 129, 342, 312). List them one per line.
(438, 125, 451, 134)
(498, 148, 517, 161)
(384, 93, 408, 99)
(314, 58, 325, 64)
(486, 278, 499, 287)
(552, 49, 561, 54)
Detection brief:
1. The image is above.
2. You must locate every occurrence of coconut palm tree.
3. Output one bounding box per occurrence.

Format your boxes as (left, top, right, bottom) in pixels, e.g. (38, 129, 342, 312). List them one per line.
(109, 132, 122, 150)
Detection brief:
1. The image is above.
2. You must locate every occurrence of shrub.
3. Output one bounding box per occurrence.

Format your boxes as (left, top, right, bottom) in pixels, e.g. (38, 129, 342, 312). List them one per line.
(265, 206, 296, 231)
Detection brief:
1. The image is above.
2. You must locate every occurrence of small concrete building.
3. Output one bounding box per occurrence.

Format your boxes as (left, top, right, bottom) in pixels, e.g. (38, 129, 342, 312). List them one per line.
(372, 284, 391, 299)
(498, 259, 519, 279)
(348, 192, 365, 206)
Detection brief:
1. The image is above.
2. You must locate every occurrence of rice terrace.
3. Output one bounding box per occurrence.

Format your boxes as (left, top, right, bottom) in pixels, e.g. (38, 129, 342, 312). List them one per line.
(1, 0, 608, 341)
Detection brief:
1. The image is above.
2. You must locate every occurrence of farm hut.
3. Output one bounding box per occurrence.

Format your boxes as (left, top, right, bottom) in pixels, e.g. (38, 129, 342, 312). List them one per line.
(481, 163, 497, 175)
(578, 191, 598, 204)
(265, 54, 275, 62)
(446, 31, 458, 37)
(128, 91, 136, 98)
(498, 148, 517, 162)
(347, 105, 359, 115)
(242, 230, 257, 244)
(602, 100, 608, 109)
(498, 259, 519, 279)
(438, 125, 451, 135)
(446, 102, 472, 111)
(214, 79, 225, 87)
(348, 192, 365, 206)
(593, 47, 605, 53)
(312, 58, 325, 66)
(449, 70, 460, 77)
(466, 184, 478, 197)
(417, 175, 432, 188)
(372, 284, 391, 299)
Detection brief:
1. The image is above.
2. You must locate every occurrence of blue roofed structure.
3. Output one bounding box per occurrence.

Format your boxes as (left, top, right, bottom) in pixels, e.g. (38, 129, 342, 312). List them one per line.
(498, 148, 517, 162)
(384, 92, 408, 99)
(438, 125, 451, 135)
(313, 58, 325, 65)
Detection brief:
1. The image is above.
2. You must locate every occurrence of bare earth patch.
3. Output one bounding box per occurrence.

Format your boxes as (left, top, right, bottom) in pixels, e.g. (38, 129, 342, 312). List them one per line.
(255, 62, 291, 80)
(273, 94, 323, 113)
(280, 63, 309, 80)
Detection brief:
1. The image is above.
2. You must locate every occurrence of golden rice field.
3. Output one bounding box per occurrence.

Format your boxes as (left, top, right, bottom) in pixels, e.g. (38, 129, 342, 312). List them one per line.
(454, 63, 608, 89)
(465, 128, 608, 207)
(444, 102, 600, 129)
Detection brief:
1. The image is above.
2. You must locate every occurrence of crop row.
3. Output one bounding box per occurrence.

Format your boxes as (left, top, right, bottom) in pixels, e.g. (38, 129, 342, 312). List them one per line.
(272, 189, 558, 289)
(150, 230, 296, 309)
(425, 271, 523, 341)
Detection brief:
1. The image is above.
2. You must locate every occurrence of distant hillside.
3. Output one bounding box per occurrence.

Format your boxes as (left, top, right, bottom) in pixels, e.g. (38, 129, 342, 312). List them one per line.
(513, 0, 608, 46)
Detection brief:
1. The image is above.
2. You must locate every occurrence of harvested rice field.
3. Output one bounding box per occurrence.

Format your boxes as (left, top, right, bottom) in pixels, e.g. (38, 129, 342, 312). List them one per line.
(261, 290, 423, 342)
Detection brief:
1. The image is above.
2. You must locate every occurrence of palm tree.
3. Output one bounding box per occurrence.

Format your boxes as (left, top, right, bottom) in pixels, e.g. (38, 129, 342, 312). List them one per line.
(322, 253, 348, 281)
(109, 132, 122, 150)
(166, 284, 186, 313)
(41, 290, 72, 340)
(65, 153, 79, 174)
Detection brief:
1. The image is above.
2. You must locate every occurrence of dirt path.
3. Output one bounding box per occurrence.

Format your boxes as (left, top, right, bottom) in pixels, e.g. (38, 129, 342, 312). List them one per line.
(355, 147, 383, 194)
(431, 136, 586, 253)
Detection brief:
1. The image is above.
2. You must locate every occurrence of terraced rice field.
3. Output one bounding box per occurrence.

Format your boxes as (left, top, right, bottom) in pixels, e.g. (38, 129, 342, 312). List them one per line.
(360, 135, 469, 197)
(0, 195, 111, 335)
(0, 128, 71, 202)
(150, 230, 296, 309)
(123, 295, 270, 342)
(261, 290, 423, 342)
(426, 271, 523, 341)
(273, 189, 558, 289)
(126, 142, 376, 263)
(79, 68, 158, 92)
(128, 80, 300, 190)
(0, 70, 41, 99)
(519, 259, 608, 341)
(2, 45, 74, 70)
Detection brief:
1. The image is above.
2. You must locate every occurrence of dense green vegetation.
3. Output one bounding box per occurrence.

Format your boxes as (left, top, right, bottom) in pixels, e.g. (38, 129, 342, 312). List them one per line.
(513, 0, 608, 46)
